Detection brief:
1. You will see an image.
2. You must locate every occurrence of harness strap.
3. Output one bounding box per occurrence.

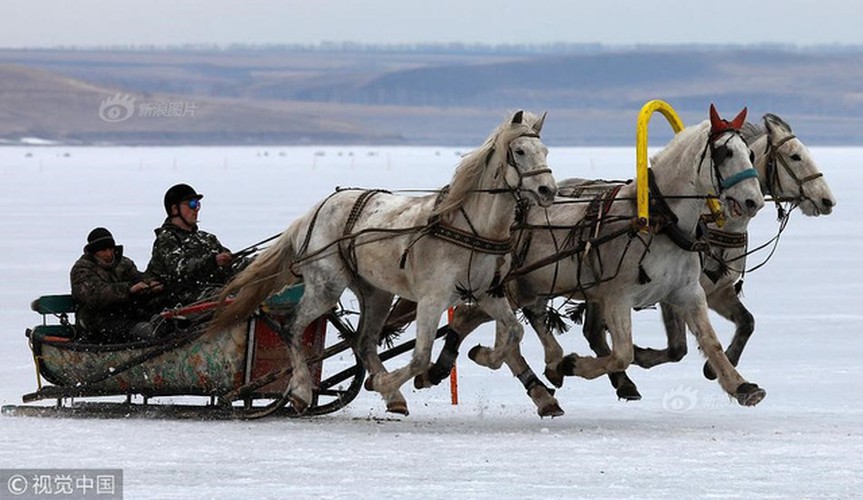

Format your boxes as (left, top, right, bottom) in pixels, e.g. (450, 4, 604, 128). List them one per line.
(399, 185, 515, 269)
(647, 169, 709, 253)
(702, 227, 747, 284)
(427, 223, 513, 254)
(706, 228, 748, 249)
(296, 190, 343, 262)
(343, 189, 387, 235)
(341, 189, 389, 277)
(502, 224, 632, 283)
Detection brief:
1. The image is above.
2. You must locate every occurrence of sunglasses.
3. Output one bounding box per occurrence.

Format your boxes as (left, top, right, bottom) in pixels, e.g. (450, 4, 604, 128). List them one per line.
(186, 199, 201, 210)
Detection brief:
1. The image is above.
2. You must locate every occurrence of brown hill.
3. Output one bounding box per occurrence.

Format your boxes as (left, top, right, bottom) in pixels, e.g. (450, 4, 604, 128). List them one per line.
(0, 63, 403, 145)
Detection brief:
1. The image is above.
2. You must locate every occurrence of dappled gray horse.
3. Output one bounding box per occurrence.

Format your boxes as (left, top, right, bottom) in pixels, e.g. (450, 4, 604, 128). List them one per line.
(576, 113, 837, 400)
(417, 105, 766, 416)
(212, 111, 556, 415)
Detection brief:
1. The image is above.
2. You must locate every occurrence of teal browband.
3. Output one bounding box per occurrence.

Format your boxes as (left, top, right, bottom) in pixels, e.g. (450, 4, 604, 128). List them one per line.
(721, 168, 759, 189)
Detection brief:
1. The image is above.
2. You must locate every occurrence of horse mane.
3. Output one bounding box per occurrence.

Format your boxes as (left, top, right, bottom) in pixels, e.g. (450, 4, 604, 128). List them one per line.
(763, 113, 792, 134)
(432, 112, 543, 218)
(741, 121, 766, 144)
(742, 114, 793, 145)
(651, 120, 710, 172)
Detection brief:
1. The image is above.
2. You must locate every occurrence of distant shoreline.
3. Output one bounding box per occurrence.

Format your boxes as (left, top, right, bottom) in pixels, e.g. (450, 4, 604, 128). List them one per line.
(3, 45, 862, 146)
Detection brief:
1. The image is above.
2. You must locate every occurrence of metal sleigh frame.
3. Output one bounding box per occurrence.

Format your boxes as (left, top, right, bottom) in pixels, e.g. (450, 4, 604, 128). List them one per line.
(4, 283, 441, 420)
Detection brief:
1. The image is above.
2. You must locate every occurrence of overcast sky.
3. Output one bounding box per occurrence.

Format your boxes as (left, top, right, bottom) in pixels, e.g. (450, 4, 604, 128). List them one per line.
(3, 0, 861, 48)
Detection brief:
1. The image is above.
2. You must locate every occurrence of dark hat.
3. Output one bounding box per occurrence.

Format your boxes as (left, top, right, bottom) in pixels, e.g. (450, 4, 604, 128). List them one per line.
(85, 227, 116, 254)
(164, 183, 203, 215)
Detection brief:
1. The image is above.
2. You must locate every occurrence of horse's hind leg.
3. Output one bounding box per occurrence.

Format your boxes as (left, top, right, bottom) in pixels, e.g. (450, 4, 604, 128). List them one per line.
(702, 285, 754, 380)
(285, 282, 345, 412)
(581, 302, 641, 401)
(354, 288, 408, 414)
(632, 302, 688, 368)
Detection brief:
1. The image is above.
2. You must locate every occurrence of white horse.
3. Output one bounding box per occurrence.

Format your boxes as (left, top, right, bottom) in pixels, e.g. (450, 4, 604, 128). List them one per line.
(414, 105, 767, 416)
(579, 113, 837, 400)
(211, 111, 557, 415)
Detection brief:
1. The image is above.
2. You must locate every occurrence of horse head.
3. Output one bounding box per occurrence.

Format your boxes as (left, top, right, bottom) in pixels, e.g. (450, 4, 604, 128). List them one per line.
(707, 104, 765, 219)
(759, 113, 836, 216)
(499, 110, 557, 207)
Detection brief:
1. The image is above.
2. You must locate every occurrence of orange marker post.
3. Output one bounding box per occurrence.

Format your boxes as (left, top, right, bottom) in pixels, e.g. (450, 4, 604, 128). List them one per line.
(448, 307, 459, 405)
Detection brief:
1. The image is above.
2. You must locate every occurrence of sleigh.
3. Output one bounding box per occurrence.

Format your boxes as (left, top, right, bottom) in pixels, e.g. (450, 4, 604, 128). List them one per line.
(4, 284, 375, 419)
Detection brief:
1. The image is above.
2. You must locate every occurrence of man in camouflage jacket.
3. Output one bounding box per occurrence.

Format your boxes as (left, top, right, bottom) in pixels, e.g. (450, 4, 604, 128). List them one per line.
(146, 184, 238, 308)
(71, 227, 163, 343)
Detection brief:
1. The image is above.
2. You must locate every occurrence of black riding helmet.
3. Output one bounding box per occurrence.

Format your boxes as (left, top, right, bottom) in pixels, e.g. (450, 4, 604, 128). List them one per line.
(163, 183, 203, 215)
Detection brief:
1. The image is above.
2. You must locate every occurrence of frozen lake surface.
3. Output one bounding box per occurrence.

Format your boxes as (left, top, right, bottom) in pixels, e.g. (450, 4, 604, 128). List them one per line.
(0, 145, 861, 498)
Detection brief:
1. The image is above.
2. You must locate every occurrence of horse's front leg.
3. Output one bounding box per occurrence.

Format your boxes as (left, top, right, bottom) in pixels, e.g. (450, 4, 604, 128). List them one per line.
(632, 302, 689, 368)
(702, 284, 754, 380)
(561, 303, 633, 380)
(414, 303, 490, 389)
(521, 302, 566, 388)
(681, 295, 765, 406)
(502, 341, 564, 418)
(467, 296, 524, 370)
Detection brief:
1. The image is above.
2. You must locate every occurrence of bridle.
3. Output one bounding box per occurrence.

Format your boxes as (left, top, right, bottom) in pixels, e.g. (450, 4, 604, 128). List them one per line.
(701, 129, 759, 193)
(498, 132, 553, 200)
(763, 134, 824, 208)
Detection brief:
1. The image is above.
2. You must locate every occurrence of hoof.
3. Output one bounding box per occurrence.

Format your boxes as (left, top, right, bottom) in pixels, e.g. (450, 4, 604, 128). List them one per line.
(364, 374, 375, 392)
(538, 402, 565, 418)
(734, 383, 766, 406)
(610, 372, 641, 401)
(386, 401, 409, 416)
(543, 366, 564, 388)
(426, 364, 450, 386)
(288, 393, 309, 414)
(616, 384, 642, 402)
(413, 373, 431, 390)
(703, 361, 718, 381)
(467, 344, 481, 362)
(559, 354, 578, 376)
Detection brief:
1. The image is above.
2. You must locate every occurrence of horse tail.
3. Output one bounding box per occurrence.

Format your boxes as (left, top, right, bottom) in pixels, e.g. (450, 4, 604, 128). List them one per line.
(209, 223, 300, 331)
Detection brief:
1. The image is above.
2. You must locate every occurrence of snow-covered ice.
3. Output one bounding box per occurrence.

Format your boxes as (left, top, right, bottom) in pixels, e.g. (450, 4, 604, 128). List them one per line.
(0, 145, 860, 499)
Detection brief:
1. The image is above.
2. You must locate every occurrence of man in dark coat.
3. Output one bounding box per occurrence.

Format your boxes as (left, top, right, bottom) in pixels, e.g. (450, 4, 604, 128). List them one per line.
(70, 227, 163, 343)
(146, 184, 238, 308)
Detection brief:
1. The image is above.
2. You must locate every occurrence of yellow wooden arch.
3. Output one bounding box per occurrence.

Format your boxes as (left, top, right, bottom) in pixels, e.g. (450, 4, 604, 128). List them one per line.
(635, 100, 684, 231)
